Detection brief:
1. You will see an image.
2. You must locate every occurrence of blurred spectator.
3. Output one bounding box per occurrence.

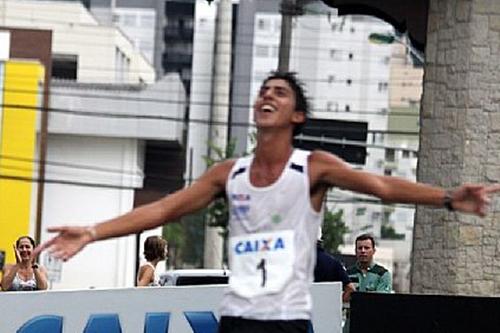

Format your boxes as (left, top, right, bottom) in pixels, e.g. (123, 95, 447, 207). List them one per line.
(136, 235, 167, 287)
(1, 236, 48, 291)
(347, 234, 392, 292)
(314, 240, 355, 302)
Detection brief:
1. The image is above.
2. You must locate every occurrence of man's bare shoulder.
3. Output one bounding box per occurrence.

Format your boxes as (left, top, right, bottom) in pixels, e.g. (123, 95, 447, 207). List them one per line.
(203, 159, 237, 185)
(307, 150, 352, 188)
(308, 150, 349, 168)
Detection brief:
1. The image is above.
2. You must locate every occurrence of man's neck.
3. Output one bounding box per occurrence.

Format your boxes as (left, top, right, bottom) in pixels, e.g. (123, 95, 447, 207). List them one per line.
(358, 261, 372, 272)
(254, 131, 294, 165)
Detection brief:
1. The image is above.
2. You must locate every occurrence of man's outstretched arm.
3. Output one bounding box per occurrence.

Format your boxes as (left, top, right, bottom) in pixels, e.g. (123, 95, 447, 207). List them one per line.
(310, 151, 500, 217)
(34, 160, 234, 261)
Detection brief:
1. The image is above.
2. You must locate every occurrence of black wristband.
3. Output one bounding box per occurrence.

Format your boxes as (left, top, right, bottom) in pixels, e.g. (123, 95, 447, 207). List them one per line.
(32, 263, 39, 270)
(443, 191, 454, 211)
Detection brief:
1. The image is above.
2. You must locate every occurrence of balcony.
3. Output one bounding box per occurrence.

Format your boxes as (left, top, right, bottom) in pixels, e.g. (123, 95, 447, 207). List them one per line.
(162, 52, 192, 71)
(164, 26, 194, 42)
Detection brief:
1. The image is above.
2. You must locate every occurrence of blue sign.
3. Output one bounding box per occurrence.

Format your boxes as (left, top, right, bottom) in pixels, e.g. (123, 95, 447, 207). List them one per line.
(17, 312, 217, 333)
(17, 312, 314, 333)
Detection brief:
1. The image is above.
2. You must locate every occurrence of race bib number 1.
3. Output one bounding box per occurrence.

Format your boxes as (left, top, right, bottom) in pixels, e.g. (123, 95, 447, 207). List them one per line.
(228, 230, 295, 298)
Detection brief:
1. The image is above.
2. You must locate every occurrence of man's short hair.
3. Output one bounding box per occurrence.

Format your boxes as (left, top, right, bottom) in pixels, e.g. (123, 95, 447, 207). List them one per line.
(262, 71, 310, 137)
(355, 233, 375, 249)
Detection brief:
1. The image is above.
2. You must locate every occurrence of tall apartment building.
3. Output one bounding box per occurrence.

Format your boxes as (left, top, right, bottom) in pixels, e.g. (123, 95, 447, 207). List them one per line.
(379, 41, 423, 292)
(229, 1, 394, 239)
(85, 0, 195, 92)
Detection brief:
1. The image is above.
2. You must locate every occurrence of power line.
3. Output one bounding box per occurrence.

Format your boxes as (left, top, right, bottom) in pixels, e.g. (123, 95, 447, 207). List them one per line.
(1, 102, 421, 130)
(0, 173, 139, 190)
(4, 71, 425, 89)
(0, 84, 422, 116)
(0, 172, 417, 208)
(0, 153, 143, 176)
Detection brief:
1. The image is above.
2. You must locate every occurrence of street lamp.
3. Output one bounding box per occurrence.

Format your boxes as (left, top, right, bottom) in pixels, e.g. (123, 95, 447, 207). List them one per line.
(368, 32, 424, 65)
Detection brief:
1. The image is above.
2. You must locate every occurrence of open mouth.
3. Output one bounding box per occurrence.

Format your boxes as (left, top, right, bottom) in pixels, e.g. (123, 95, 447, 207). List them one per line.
(261, 104, 276, 113)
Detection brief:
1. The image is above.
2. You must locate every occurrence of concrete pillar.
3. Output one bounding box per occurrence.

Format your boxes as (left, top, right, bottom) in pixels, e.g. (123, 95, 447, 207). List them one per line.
(411, 0, 500, 295)
(203, 0, 233, 269)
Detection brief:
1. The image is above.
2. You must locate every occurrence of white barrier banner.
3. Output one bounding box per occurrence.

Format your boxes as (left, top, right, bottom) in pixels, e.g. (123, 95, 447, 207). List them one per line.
(0, 283, 342, 332)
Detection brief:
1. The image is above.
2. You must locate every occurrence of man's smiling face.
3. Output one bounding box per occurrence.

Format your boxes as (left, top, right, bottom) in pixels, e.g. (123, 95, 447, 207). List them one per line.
(253, 78, 304, 133)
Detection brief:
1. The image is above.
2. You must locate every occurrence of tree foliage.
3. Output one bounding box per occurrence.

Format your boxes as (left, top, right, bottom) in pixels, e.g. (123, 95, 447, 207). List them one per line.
(203, 139, 237, 239)
(381, 224, 405, 240)
(321, 208, 348, 254)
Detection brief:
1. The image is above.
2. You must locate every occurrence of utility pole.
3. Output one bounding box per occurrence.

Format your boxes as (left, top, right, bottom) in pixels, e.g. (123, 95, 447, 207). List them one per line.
(278, 0, 302, 71)
(204, 0, 232, 269)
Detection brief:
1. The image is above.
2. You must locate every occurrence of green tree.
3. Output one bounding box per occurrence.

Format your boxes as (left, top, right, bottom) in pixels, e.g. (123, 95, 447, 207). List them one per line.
(163, 138, 247, 268)
(163, 222, 185, 269)
(381, 223, 405, 240)
(203, 139, 237, 238)
(321, 208, 348, 254)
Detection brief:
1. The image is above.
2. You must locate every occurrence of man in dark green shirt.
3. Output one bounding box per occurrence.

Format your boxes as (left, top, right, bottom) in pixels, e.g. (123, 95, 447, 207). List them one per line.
(347, 234, 392, 292)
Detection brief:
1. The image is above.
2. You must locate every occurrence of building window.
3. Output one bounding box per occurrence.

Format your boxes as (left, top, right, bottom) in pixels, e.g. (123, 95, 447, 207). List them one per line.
(52, 54, 78, 80)
(348, 52, 353, 60)
(356, 207, 366, 216)
(384, 168, 392, 176)
(402, 150, 410, 158)
(345, 104, 351, 112)
(140, 14, 155, 28)
(257, 18, 270, 31)
(346, 79, 352, 86)
(327, 101, 338, 112)
(122, 14, 137, 27)
(385, 148, 395, 162)
(373, 133, 385, 144)
(255, 45, 269, 57)
(378, 82, 388, 92)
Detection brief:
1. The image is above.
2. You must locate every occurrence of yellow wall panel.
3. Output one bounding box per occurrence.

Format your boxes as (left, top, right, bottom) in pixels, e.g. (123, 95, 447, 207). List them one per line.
(0, 61, 44, 265)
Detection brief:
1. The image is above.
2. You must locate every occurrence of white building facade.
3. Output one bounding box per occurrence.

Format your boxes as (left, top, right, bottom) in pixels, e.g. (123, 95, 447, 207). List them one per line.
(247, 12, 395, 242)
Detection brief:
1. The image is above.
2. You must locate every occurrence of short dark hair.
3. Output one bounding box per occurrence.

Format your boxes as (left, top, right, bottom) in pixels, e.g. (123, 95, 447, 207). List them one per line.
(143, 236, 167, 262)
(355, 233, 375, 249)
(261, 71, 310, 137)
(16, 236, 36, 248)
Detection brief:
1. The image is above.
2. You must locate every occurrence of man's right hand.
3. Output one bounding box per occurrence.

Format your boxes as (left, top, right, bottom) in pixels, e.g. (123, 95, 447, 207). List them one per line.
(33, 226, 95, 262)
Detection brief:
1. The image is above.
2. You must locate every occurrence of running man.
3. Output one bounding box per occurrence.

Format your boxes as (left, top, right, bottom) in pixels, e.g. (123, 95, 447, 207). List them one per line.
(35, 72, 500, 333)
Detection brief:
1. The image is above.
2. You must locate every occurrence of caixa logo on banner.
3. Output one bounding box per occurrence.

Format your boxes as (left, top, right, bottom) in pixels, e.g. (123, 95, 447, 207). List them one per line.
(17, 312, 315, 333)
(17, 312, 217, 333)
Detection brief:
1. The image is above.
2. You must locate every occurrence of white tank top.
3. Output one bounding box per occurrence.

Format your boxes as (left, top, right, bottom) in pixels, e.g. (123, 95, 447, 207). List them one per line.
(143, 262, 160, 286)
(9, 272, 38, 291)
(219, 149, 322, 320)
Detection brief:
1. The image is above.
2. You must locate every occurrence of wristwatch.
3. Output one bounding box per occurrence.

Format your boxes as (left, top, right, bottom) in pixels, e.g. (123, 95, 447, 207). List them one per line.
(32, 263, 39, 270)
(443, 191, 455, 211)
